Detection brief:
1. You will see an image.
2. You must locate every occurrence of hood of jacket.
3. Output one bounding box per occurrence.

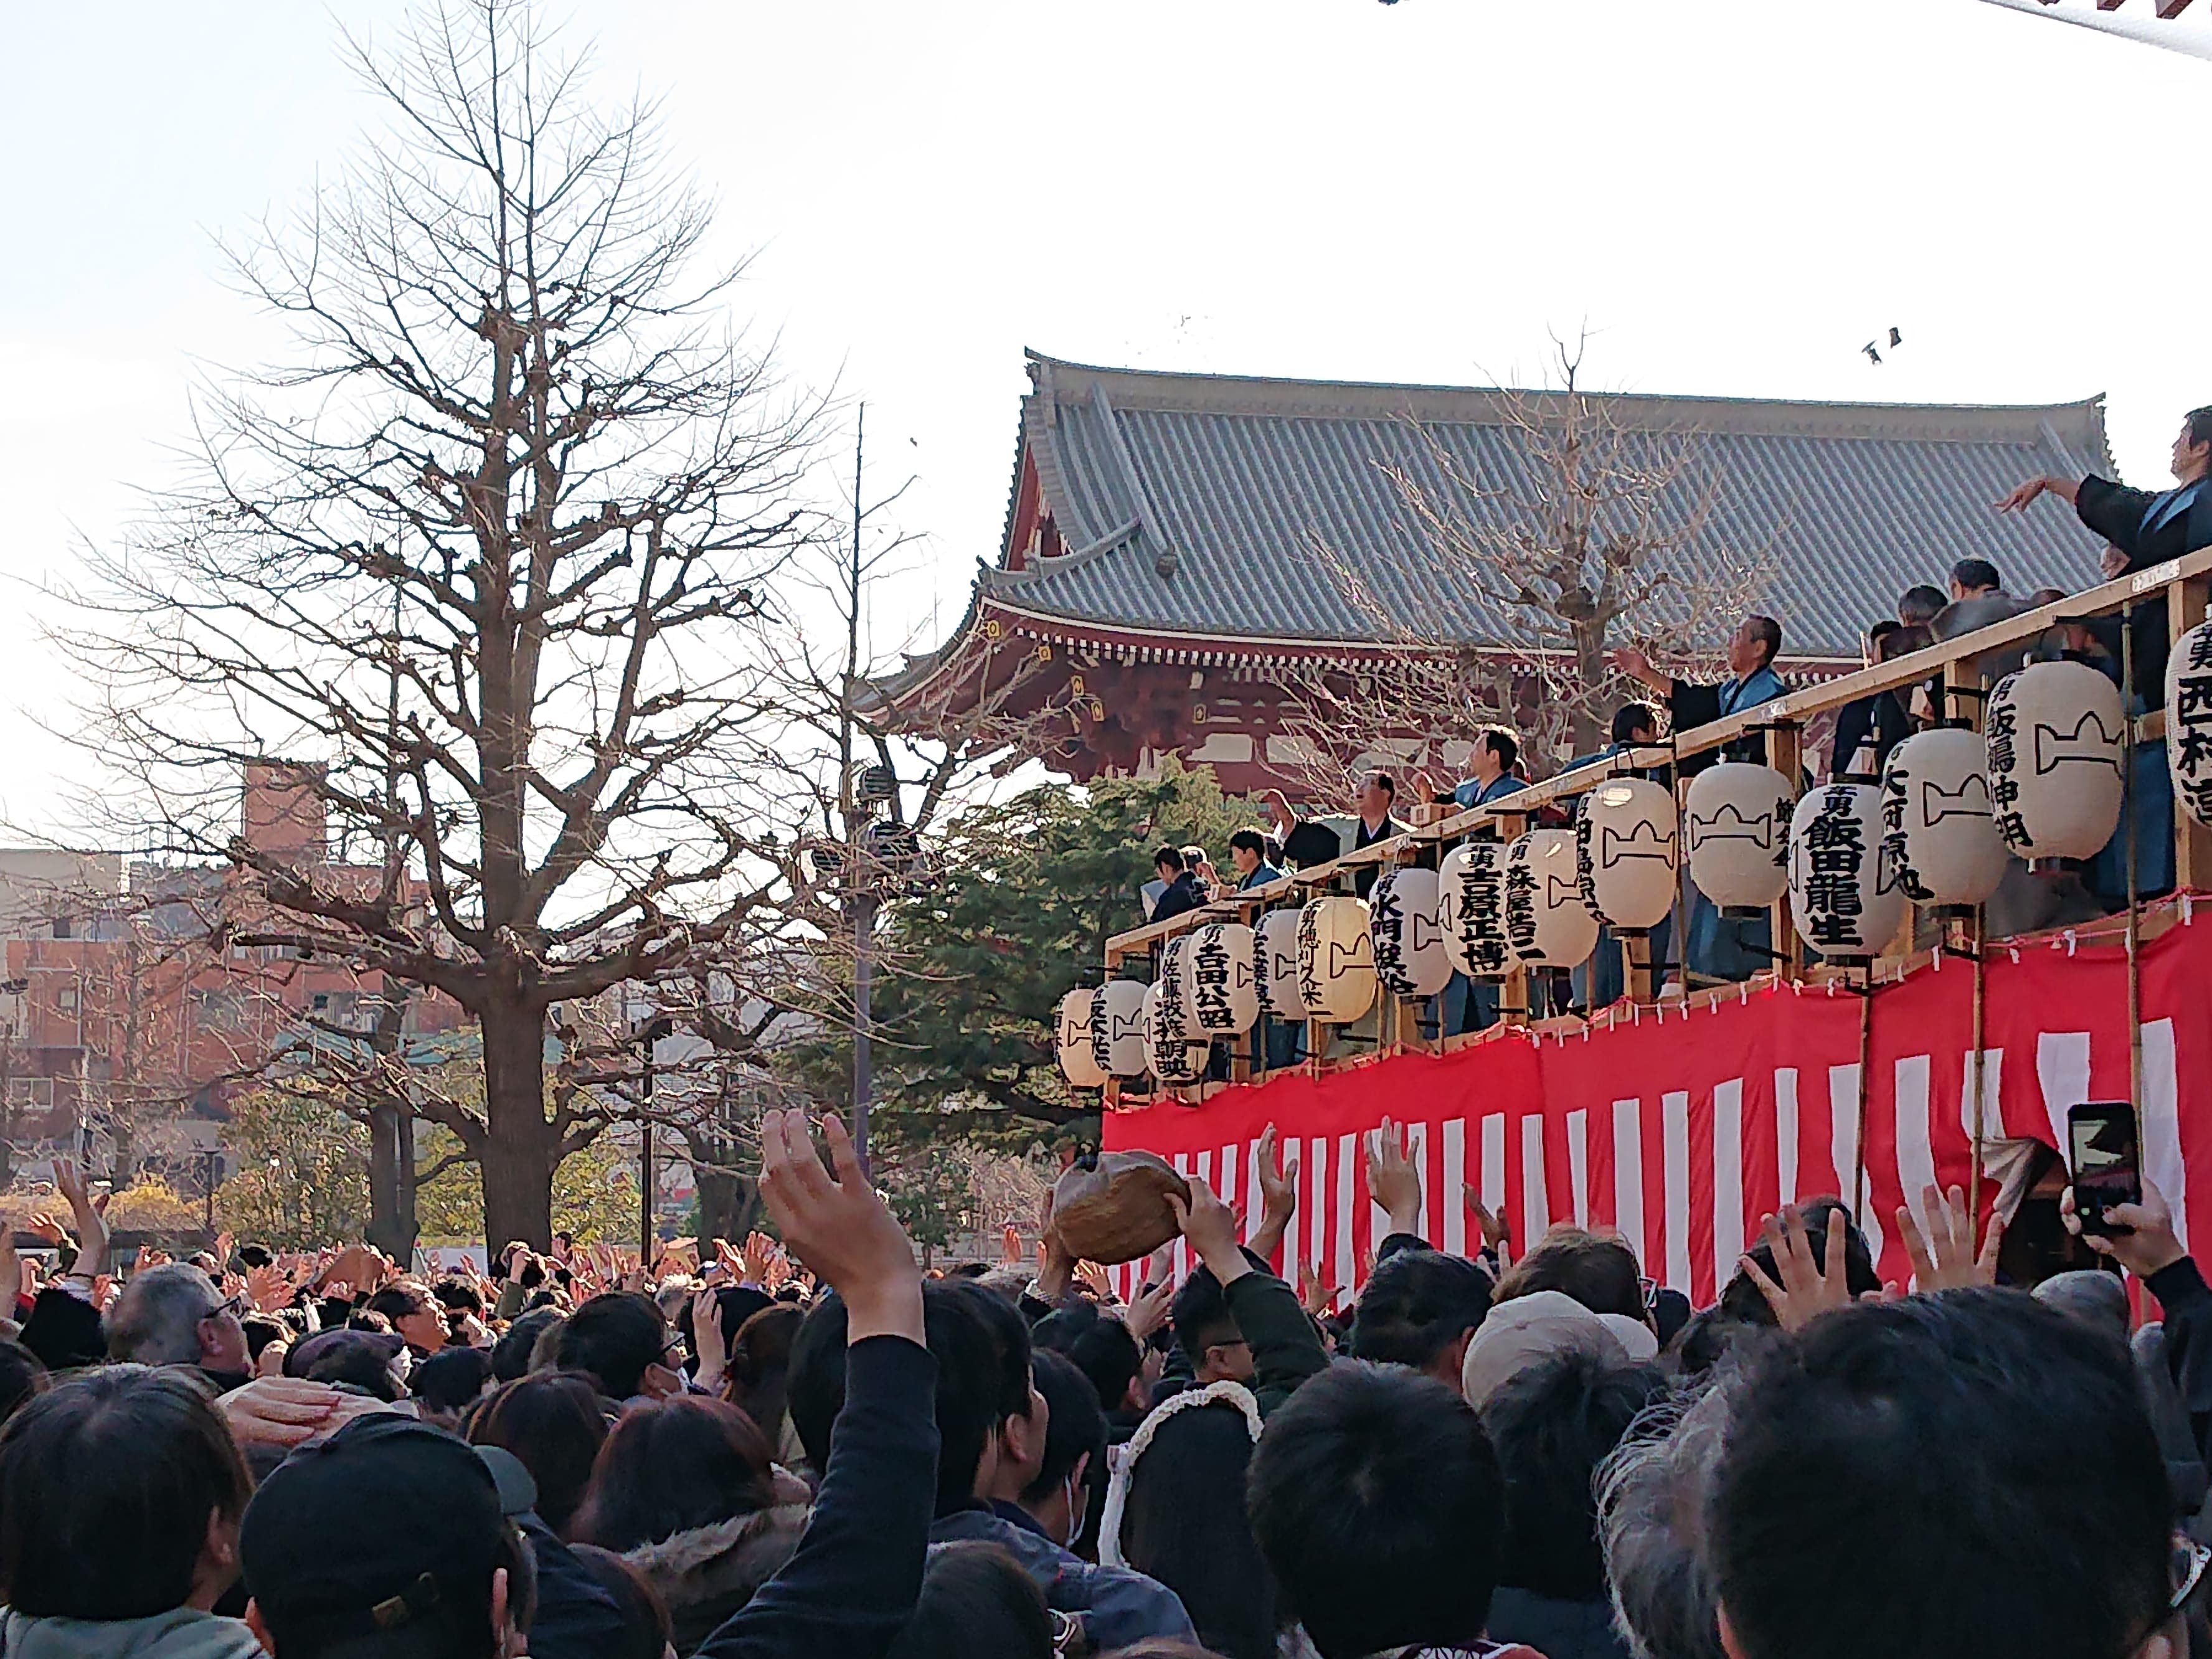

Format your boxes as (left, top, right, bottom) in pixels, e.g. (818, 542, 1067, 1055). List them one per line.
(622, 1504, 809, 1653)
(1, 1607, 265, 1659)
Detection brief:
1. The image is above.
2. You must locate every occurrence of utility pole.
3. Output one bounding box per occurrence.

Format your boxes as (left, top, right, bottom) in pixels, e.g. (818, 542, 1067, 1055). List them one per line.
(637, 1014, 672, 1262)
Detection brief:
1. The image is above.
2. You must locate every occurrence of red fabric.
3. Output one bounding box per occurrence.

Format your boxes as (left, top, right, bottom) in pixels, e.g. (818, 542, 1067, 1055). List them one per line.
(1102, 904, 2212, 1300)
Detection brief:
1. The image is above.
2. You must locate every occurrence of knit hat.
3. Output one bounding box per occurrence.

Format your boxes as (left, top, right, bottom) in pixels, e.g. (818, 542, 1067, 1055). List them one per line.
(1460, 1290, 1628, 1406)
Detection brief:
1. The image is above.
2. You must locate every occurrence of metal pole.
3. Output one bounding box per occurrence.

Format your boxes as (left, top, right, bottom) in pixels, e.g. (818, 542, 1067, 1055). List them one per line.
(1968, 909, 1987, 1231)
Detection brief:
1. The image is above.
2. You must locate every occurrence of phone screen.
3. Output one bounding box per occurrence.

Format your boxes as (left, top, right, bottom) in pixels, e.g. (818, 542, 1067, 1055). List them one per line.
(2068, 1102, 2141, 1233)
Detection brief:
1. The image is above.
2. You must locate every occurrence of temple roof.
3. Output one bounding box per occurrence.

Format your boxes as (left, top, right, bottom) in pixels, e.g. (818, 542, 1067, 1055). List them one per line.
(976, 351, 2113, 662)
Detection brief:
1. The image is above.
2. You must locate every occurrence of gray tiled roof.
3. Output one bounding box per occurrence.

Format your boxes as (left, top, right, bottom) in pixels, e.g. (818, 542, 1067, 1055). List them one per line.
(980, 352, 2113, 661)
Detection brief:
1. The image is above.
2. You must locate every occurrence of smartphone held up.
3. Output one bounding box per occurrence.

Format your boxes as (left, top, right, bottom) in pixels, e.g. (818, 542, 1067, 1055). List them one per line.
(2067, 1101, 2142, 1238)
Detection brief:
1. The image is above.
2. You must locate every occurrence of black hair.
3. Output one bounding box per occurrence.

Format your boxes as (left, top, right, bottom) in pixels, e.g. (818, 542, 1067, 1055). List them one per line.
(1479, 1348, 1668, 1600)
(1716, 1198, 1879, 1326)
(1021, 1349, 1105, 1508)
(1610, 702, 1661, 746)
(491, 1307, 564, 1382)
(1247, 1361, 1506, 1659)
(240, 1315, 286, 1361)
(725, 1302, 804, 1447)
(790, 1281, 1026, 1516)
(1492, 1227, 1645, 1320)
(1898, 584, 1947, 626)
(1170, 1267, 1241, 1360)
(1711, 1288, 2171, 1659)
(1867, 618, 1901, 651)
(1227, 828, 1269, 859)
(410, 1345, 493, 1414)
(1122, 1400, 1275, 1659)
(1745, 614, 1782, 667)
(302, 1337, 404, 1403)
(1879, 622, 1933, 664)
(0, 1365, 250, 1619)
(1349, 1247, 1493, 1374)
(567, 1544, 676, 1659)
(0, 1339, 47, 1429)
(431, 1275, 484, 1315)
(2187, 405, 2212, 453)
(886, 1541, 1054, 1659)
(1950, 557, 2002, 594)
(570, 1393, 776, 1551)
(1475, 726, 1521, 773)
(677, 1284, 773, 1379)
(1153, 844, 1188, 874)
(235, 1243, 273, 1270)
(1364, 770, 1397, 798)
(550, 1292, 670, 1401)
(364, 1279, 437, 1325)
(519, 1257, 547, 1290)
(466, 1371, 608, 1538)
(1035, 1301, 1142, 1419)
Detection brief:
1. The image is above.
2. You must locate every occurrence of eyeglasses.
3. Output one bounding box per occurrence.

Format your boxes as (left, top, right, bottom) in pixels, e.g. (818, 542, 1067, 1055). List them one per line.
(2172, 1536, 2210, 1615)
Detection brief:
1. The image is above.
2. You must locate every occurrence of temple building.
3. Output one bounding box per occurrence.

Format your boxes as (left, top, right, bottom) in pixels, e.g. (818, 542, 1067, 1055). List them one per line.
(875, 351, 2110, 795)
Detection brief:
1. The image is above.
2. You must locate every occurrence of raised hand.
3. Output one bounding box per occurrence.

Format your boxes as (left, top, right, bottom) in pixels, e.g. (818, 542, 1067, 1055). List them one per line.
(1461, 1183, 1511, 1260)
(1296, 1259, 1340, 1318)
(1897, 1184, 2003, 1293)
(1364, 1118, 1422, 1237)
(755, 1108, 922, 1345)
(1251, 1125, 1299, 1259)
(1739, 1206, 1876, 1333)
(1166, 1175, 1249, 1288)
(53, 1158, 109, 1275)
(691, 1285, 729, 1390)
(2063, 1175, 2188, 1280)
(1994, 476, 2050, 514)
(1000, 1222, 1023, 1267)
(246, 1262, 291, 1315)
(1122, 1277, 1174, 1343)
(1074, 1260, 1113, 1302)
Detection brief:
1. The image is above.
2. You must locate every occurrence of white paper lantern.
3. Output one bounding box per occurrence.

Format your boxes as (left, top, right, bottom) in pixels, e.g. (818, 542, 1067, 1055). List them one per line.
(1881, 728, 2008, 910)
(1369, 867, 1452, 996)
(1439, 841, 1513, 980)
(1684, 763, 1794, 911)
(1985, 661, 2124, 861)
(1575, 778, 1680, 930)
(1183, 922, 1261, 1035)
(1505, 829, 1599, 969)
(1155, 935, 1201, 1042)
(1141, 980, 1206, 1084)
(1089, 981, 1149, 1079)
(2168, 619, 2212, 827)
(1789, 783, 1906, 961)
(1255, 909, 1315, 1019)
(1057, 988, 1107, 1089)
(1297, 896, 1378, 1022)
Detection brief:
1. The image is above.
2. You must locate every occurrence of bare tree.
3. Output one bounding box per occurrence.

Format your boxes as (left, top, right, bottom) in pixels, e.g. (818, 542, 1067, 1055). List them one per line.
(55, 1, 820, 1247)
(1284, 338, 1778, 778)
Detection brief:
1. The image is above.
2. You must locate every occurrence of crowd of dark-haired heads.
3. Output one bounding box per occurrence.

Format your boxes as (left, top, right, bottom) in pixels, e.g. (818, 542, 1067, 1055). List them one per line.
(2, 1113, 2208, 1659)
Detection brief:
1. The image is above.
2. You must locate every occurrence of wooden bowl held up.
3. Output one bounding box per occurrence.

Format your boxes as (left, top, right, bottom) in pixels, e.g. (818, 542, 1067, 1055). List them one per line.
(1047, 1150, 1190, 1266)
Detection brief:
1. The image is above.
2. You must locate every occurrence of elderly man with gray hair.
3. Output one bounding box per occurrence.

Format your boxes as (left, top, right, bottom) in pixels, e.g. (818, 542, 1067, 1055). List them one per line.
(1595, 1379, 1734, 1659)
(105, 1261, 252, 1382)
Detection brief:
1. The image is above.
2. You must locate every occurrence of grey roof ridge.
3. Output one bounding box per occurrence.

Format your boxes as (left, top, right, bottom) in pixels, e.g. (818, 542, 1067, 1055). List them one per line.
(1019, 347, 2108, 448)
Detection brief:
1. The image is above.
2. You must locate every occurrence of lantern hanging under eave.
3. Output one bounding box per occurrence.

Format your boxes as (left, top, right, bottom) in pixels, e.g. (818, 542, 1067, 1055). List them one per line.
(1255, 909, 1315, 1019)
(1683, 762, 1794, 912)
(1369, 867, 1452, 996)
(1576, 777, 1680, 930)
(1297, 896, 1378, 1022)
(1985, 660, 2125, 862)
(1788, 783, 1906, 962)
(1089, 981, 1149, 1079)
(1505, 829, 1599, 970)
(1439, 841, 1513, 980)
(1057, 987, 1107, 1090)
(1881, 727, 2008, 910)
(1155, 934, 1202, 1042)
(1141, 980, 1206, 1084)
(2168, 618, 2212, 826)
(1183, 922, 1261, 1035)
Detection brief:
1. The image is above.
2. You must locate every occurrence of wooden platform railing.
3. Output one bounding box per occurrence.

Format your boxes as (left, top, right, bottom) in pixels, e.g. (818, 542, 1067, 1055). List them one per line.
(1097, 546, 2212, 1105)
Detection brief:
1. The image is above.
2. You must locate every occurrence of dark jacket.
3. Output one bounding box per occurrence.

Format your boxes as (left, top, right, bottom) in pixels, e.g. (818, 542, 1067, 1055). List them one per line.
(628, 1506, 811, 1656)
(928, 1506, 1195, 1650)
(2149, 1257, 2212, 1480)
(1668, 666, 1788, 773)
(1224, 1268, 1331, 1416)
(1830, 687, 1915, 780)
(1486, 1587, 1634, 1659)
(2077, 473, 2212, 702)
(1150, 872, 1206, 924)
(518, 1515, 631, 1659)
(693, 1336, 939, 1659)
(18, 1286, 105, 1372)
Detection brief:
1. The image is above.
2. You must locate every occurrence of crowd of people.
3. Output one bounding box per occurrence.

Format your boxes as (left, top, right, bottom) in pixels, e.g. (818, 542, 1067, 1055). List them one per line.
(4, 1110, 2211, 1659)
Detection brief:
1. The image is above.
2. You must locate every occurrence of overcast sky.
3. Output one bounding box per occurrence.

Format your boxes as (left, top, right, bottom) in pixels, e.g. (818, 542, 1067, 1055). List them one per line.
(1, 0, 2205, 833)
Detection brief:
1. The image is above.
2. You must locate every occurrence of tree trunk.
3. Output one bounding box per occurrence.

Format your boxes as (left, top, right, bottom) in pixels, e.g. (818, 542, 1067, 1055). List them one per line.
(1573, 622, 1609, 757)
(367, 1102, 420, 1262)
(689, 1151, 760, 1249)
(478, 999, 556, 1249)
